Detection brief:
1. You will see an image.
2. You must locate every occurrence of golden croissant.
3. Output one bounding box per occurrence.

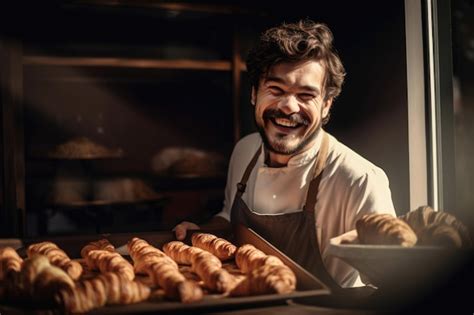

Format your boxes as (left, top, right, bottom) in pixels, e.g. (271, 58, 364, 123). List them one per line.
(230, 264, 296, 296)
(163, 240, 236, 293)
(400, 206, 472, 247)
(27, 242, 83, 280)
(356, 213, 417, 247)
(127, 237, 202, 303)
(191, 233, 237, 261)
(0, 247, 23, 281)
(419, 223, 463, 248)
(162, 241, 202, 265)
(21, 254, 75, 302)
(56, 272, 150, 313)
(80, 239, 115, 258)
(85, 250, 135, 281)
(235, 244, 283, 274)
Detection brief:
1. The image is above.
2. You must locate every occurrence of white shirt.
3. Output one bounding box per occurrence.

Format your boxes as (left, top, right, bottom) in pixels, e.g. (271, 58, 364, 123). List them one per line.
(216, 131, 396, 287)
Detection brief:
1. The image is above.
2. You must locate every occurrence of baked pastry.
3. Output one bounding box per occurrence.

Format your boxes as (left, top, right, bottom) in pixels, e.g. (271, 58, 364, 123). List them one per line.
(235, 244, 283, 274)
(163, 240, 237, 293)
(56, 276, 107, 313)
(33, 264, 75, 302)
(49, 137, 123, 159)
(127, 238, 202, 303)
(418, 223, 463, 248)
(230, 264, 296, 296)
(0, 247, 23, 281)
(191, 233, 237, 261)
(27, 242, 83, 280)
(21, 255, 75, 302)
(190, 249, 237, 293)
(356, 213, 417, 247)
(162, 241, 202, 265)
(85, 250, 135, 281)
(80, 239, 115, 258)
(400, 206, 471, 247)
(56, 272, 150, 313)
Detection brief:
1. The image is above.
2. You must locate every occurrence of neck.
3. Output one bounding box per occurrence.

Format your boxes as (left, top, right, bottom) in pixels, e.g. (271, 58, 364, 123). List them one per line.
(266, 151, 291, 167)
(265, 129, 324, 168)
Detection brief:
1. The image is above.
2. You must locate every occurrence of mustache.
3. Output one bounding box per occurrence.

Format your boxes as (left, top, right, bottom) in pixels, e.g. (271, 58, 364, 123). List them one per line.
(263, 109, 310, 126)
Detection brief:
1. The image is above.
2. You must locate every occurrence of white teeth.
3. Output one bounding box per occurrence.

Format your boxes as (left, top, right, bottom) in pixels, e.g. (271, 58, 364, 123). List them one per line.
(274, 118, 298, 127)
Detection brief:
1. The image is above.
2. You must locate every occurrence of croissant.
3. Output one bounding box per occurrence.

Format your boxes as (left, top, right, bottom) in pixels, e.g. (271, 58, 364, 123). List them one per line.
(162, 241, 202, 265)
(56, 272, 150, 313)
(127, 238, 202, 303)
(27, 242, 83, 280)
(80, 239, 115, 258)
(191, 249, 237, 293)
(163, 240, 236, 293)
(56, 275, 108, 313)
(33, 264, 75, 302)
(230, 264, 296, 297)
(127, 237, 177, 272)
(191, 233, 237, 261)
(356, 213, 417, 247)
(0, 247, 23, 281)
(235, 244, 283, 274)
(400, 206, 472, 247)
(20, 254, 52, 293)
(20, 254, 75, 303)
(85, 250, 135, 281)
(418, 223, 463, 248)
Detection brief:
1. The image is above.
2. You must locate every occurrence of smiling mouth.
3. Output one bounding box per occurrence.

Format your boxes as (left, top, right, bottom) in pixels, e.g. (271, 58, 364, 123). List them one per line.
(270, 117, 304, 129)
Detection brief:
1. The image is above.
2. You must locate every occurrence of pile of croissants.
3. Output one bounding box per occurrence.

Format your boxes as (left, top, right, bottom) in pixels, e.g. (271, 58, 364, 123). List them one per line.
(0, 233, 297, 313)
(356, 206, 472, 248)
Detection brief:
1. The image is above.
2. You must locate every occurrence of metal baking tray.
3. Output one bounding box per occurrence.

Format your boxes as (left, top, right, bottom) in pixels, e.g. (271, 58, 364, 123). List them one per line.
(0, 225, 330, 314)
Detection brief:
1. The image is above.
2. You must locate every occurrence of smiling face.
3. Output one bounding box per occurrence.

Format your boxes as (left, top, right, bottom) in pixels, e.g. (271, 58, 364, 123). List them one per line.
(253, 60, 332, 162)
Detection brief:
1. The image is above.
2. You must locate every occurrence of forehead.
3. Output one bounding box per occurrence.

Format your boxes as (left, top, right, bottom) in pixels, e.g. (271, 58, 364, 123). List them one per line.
(264, 60, 326, 88)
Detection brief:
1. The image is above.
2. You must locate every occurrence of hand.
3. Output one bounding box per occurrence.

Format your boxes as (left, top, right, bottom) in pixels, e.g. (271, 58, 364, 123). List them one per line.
(173, 221, 200, 241)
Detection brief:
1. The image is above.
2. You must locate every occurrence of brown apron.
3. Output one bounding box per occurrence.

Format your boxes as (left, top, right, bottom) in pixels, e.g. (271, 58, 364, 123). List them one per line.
(230, 131, 341, 290)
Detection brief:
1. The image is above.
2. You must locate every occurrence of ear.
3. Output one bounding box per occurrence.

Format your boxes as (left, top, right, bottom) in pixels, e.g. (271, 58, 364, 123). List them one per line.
(322, 98, 333, 119)
(251, 87, 256, 106)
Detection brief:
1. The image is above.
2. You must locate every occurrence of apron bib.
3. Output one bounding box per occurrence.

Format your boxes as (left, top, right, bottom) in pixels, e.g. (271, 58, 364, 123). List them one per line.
(230, 131, 340, 290)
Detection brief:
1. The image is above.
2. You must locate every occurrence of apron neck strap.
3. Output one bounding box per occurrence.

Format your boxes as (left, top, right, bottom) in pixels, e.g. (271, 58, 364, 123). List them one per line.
(236, 146, 262, 196)
(304, 131, 330, 213)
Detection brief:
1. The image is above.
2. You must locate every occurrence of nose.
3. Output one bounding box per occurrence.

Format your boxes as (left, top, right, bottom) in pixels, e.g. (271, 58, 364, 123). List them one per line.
(278, 94, 300, 115)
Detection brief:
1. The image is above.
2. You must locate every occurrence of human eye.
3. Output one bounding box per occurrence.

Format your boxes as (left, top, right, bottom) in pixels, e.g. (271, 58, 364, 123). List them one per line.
(268, 86, 284, 96)
(298, 93, 316, 101)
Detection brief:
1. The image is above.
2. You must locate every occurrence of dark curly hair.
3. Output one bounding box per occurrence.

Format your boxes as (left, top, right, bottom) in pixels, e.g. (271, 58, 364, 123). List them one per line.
(246, 19, 346, 123)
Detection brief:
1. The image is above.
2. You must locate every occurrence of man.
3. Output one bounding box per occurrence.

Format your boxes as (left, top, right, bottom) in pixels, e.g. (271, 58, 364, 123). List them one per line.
(174, 19, 395, 288)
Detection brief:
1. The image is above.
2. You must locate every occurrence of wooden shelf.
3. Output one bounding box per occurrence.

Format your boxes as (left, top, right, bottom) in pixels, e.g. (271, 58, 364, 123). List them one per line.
(23, 55, 247, 71)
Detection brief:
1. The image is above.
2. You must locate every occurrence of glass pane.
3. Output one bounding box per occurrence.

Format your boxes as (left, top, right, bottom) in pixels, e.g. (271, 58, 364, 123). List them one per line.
(452, 0, 474, 234)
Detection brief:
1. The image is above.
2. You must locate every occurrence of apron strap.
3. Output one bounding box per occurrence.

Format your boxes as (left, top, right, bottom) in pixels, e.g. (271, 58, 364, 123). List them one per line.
(304, 131, 330, 213)
(236, 146, 262, 197)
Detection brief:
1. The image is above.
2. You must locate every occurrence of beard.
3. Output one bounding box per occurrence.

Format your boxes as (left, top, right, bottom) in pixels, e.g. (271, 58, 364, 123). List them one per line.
(255, 108, 322, 155)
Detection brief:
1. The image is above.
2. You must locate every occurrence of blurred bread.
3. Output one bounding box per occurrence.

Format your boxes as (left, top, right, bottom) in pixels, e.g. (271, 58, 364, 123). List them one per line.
(151, 147, 225, 176)
(418, 223, 463, 248)
(94, 178, 159, 202)
(356, 213, 417, 247)
(49, 137, 123, 159)
(399, 206, 471, 248)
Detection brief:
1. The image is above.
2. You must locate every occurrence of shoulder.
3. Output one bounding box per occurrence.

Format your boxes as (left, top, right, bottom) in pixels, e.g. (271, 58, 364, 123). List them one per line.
(228, 132, 262, 169)
(325, 133, 389, 185)
(231, 132, 262, 159)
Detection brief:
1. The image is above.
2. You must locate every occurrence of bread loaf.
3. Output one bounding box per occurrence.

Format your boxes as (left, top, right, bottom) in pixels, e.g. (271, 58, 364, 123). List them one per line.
(356, 214, 417, 247)
(400, 206, 471, 247)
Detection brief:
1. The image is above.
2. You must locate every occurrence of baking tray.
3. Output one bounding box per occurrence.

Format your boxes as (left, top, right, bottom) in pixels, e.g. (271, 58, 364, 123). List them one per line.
(327, 230, 473, 296)
(0, 225, 330, 314)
